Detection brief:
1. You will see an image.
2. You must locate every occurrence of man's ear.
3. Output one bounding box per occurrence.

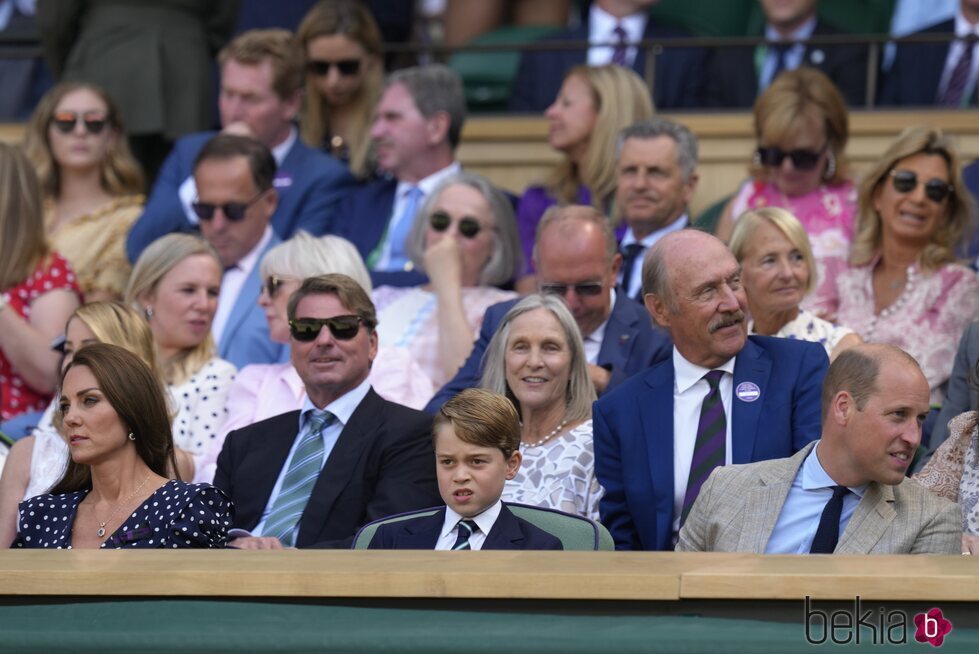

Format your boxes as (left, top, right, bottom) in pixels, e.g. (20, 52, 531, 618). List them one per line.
(426, 111, 450, 146)
(645, 293, 671, 329)
(832, 390, 854, 426)
(505, 450, 522, 480)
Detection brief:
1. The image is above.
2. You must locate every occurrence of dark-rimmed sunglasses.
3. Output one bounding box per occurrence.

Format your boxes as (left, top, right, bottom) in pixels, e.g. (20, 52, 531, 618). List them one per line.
(429, 211, 483, 239)
(755, 145, 824, 171)
(289, 315, 363, 342)
(192, 189, 267, 222)
(889, 169, 954, 203)
(51, 111, 108, 135)
(265, 274, 298, 298)
(540, 282, 604, 297)
(307, 59, 361, 77)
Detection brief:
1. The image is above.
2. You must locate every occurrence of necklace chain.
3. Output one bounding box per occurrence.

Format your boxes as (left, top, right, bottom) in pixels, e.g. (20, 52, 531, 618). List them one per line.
(93, 474, 152, 539)
(520, 418, 569, 448)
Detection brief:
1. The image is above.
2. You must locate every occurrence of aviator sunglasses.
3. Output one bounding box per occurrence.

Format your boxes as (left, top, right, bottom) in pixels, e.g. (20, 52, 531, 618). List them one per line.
(307, 59, 361, 77)
(889, 169, 954, 203)
(289, 315, 364, 341)
(429, 211, 484, 239)
(755, 145, 824, 171)
(192, 189, 267, 222)
(51, 111, 108, 135)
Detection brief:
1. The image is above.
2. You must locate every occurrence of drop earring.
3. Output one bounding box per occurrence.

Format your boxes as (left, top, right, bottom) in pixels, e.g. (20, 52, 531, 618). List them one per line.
(824, 151, 836, 181)
(128, 432, 136, 441)
(144, 306, 154, 320)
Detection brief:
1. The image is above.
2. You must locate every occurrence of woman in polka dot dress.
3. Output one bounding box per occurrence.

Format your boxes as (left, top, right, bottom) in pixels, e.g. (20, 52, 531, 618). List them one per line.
(0, 143, 82, 422)
(12, 343, 231, 549)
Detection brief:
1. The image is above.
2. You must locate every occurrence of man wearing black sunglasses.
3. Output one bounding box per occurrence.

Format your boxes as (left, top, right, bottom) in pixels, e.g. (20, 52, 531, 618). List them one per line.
(215, 274, 439, 549)
(126, 29, 353, 264)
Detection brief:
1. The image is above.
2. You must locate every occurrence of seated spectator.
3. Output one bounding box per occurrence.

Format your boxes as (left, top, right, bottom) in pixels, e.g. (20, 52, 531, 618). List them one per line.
(214, 274, 441, 549)
(367, 388, 562, 550)
(373, 172, 520, 389)
(729, 206, 861, 361)
(441, 0, 570, 47)
(925, 322, 979, 463)
(705, 0, 868, 108)
(0, 301, 192, 547)
(515, 64, 653, 288)
(427, 205, 672, 411)
(197, 231, 433, 482)
(808, 127, 979, 406)
(125, 29, 353, 263)
(0, 143, 81, 423)
(11, 344, 232, 549)
(126, 234, 237, 481)
(594, 229, 828, 551)
(297, 0, 383, 180)
(679, 344, 961, 554)
(880, 0, 978, 107)
(508, 0, 705, 112)
(334, 65, 466, 288)
(23, 82, 144, 302)
(480, 295, 601, 520)
(716, 68, 857, 300)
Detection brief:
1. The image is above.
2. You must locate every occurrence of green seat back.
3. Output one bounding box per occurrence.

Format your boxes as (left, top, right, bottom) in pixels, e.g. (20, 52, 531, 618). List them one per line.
(692, 193, 732, 235)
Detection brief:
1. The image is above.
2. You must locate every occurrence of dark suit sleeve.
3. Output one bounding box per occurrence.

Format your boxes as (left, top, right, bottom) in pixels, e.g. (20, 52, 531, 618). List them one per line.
(212, 428, 238, 504)
(289, 163, 355, 238)
(593, 400, 641, 550)
(425, 307, 498, 414)
(508, 50, 543, 113)
(929, 322, 979, 454)
(36, 0, 83, 78)
(126, 141, 197, 262)
(790, 342, 829, 451)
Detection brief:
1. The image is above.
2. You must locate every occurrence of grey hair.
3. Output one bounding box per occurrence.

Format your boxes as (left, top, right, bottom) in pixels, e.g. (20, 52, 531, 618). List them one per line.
(615, 118, 699, 182)
(531, 204, 617, 265)
(641, 237, 676, 312)
(406, 171, 523, 286)
(386, 64, 466, 149)
(479, 294, 595, 425)
(259, 230, 372, 293)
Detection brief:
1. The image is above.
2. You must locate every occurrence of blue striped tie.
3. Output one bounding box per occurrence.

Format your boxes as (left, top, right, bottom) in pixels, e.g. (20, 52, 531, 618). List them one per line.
(680, 370, 726, 524)
(264, 410, 335, 546)
(452, 519, 479, 550)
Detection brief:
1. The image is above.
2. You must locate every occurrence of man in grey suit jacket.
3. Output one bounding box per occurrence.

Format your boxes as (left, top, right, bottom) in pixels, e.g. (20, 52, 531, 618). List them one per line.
(678, 344, 960, 555)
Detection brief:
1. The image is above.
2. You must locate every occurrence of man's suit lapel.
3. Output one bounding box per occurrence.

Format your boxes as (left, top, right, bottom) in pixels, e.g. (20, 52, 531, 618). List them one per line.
(297, 389, 384, 544)
(731, 338, 772, 464)
(836, 484, 896, 554)
(597, 294, 641, 372)
(736, 444, 811, 553)
(396, 509, 446, 549)
(642, 360, 677, 541)
(483, 504, 526, 549)
(245, 412, 302, 528)
(219, 234, 281, 355)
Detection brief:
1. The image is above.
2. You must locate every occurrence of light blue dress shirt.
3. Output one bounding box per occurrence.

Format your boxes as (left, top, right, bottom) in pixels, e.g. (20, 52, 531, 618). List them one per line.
(759, 18, 817, 92)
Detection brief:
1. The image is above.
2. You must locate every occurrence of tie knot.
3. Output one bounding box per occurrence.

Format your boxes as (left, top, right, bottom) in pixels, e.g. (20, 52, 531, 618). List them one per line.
(772, 42, 792, 55)
(404, 186, 422, 201)
(613, 24, 627, 40)
(622, 243, 644, 257)
(458, 519, 478, 536)
(305, 410, 335, 434)
(830, 485, 850, 498)
(703, 370, 724, 389)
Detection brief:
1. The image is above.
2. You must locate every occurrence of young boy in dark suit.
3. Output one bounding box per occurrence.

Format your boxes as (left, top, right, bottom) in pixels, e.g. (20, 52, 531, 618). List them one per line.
(368, 389, 563, 550)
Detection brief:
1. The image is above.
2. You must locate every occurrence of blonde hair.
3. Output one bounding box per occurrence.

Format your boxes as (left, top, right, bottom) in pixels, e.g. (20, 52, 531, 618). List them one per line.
(751, 68, 849, 186)
(0, 143, 48, 290)
(23, 81, 145, 199)
(297, 0, 383, 179)
(545, 65, 654, 222)
(728, 206, 817, 295)
(125, 234, 222, 386)
(71, 302, 159, 375)
(260, 231, 373, 293)
(219, 29, 305, 100)
(850, 126, 973, 272)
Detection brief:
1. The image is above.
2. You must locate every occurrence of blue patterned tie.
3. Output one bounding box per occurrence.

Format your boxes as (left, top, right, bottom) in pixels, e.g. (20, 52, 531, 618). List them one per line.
(384, 186, 423, 271)
(452, 519, 479, 550)
(681, 370, 726, 524)
(263, 410, 335, 546)
(939, 36, 977, 107)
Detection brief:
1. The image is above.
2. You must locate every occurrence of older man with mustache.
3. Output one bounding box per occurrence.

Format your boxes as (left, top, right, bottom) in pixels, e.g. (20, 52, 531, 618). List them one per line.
(594, 230, 829, 551)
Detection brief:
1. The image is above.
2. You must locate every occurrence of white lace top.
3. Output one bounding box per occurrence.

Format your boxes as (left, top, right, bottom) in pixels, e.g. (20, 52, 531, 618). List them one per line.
(915, 411, 979, 535)
(749, 308, 854, 359)
(502, 419, 603, 521)
(24, 402, 65, 498)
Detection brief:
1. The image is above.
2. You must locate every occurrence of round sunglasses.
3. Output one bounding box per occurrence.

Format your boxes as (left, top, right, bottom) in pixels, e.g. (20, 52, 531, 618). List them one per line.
(289, 315, 364, 342)
(51, 111, 108, 135)
(429, 211, 484, 239)
(888, 169, 954, 203)
(192, 189, 267, 222)
(306, 59, 361, 77)
(755, 145, 824, 171)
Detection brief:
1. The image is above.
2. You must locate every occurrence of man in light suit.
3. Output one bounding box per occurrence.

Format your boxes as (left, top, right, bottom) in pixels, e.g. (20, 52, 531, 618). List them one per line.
(193, 134, 286, 369)
(678, 345, 961, 554)
(425, 205, 672, 413)
(126, 29, 353, 262)
(594, 229, 828, 551)
(214, 274, 441, 549)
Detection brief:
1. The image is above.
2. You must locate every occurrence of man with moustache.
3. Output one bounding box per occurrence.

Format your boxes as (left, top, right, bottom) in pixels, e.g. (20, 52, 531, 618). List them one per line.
(594, 230, 829, 551)
(616, 119, 699, 301)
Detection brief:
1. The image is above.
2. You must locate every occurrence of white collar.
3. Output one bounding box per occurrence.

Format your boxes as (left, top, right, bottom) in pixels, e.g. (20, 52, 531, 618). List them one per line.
(589, 3, 647, 45)
(300, 376, 372, 428)
(271, 126, 298, 167)
(765, 15, 817, 43)
(956, 8, 979, 36)
(228, 224, 273, 273)
(583, 287, 616, 342)
(802, 442, 867, 498)
(620, 214, 688, 248)
(395, 161, 462, 199)
(673, 346, 736, 395)
(441, 499, 504, 540)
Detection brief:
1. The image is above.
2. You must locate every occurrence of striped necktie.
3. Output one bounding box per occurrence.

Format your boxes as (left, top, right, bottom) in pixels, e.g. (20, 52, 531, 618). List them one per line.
(680, 370, 726, 524)
(611, 24, 628, 66)
(452, 519, 479, 550)
(263, 410, 336, 546)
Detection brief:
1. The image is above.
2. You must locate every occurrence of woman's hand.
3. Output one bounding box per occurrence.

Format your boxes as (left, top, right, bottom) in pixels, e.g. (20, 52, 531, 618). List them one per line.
(962, 532, 979, 555)
(424, 236, 463, 295)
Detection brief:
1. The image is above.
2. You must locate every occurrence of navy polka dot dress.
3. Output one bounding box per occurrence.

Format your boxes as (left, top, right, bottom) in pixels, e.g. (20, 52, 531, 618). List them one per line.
(11, 480, 233, 549)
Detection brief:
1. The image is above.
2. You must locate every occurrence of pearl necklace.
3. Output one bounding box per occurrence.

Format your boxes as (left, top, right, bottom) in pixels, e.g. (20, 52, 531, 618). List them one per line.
(93, 473, 152, 538)
(520, 418, 569, 448)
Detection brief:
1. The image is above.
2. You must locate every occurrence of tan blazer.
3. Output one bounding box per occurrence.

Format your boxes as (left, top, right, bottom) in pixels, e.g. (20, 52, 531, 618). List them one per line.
(677, 442, 961, 554)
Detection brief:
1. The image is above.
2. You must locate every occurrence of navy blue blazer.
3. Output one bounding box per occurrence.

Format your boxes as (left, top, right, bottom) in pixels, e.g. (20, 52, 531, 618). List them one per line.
(507, 20, 706, 112)
(366, 504, 563, 550)
(593, 335, 828, 551)
(425, 292, 672, 413)
(217, 232, 288, 369)
(126, 131, 354, 262)
(878, 20, 954, 106)
(213, 388, 441, 549)
(704, 19, 868, 108)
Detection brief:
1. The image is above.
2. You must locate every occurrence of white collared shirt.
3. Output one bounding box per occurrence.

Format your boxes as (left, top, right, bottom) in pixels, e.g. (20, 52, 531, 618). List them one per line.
(618, 215, 688, 297)
(180, 126, 298, 226)
(671, 347, 735, 536)
(582, 288, 616, 365)
(760, 16, 817, 91)
(212, 225, 273, 344)
(373, 161, 462, 270)
(435, 499, 503, 550)
(937, 9, 979, 102)
(587, 3, 647, 67)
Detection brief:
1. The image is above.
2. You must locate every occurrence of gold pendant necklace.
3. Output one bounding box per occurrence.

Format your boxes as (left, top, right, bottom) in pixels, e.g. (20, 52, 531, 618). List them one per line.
(94, 474, 152, 538)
